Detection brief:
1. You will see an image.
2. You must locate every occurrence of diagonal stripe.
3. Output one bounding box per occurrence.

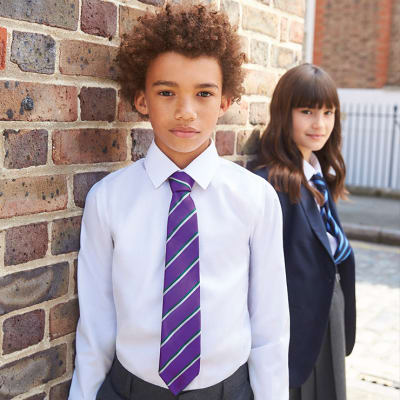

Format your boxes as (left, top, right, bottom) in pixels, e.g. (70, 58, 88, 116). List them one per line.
(170, 177, 192, 190)
(166, 233, 199, 269)
(169, 192, 190, 215)
(159, 330, 201, 373)
(167, 209, 197, 242)
(167, 355, 200, 386)
(161, 307, 200, 346)
(164, 258, 199, 295)
(162, 282, 199, 320)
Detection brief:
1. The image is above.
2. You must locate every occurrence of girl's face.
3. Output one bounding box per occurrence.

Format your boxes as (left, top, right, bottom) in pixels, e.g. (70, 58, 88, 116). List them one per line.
(291, 105, 335, 161)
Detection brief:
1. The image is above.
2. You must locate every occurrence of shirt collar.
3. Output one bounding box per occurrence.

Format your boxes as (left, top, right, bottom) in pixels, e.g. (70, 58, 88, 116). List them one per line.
(144, 140, 219, 190)
(303, 152, 322, 181)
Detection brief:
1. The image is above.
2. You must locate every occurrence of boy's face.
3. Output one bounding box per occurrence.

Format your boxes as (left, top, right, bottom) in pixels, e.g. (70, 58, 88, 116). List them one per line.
(134, 52, 231, 168)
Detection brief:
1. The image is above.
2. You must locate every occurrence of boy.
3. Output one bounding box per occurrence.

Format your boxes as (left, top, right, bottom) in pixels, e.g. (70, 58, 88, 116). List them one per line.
(69, 4, 289, 400)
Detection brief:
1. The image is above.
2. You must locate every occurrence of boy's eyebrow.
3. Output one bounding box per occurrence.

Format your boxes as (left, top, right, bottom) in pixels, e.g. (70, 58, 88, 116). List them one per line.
(152, 80, 220, 89)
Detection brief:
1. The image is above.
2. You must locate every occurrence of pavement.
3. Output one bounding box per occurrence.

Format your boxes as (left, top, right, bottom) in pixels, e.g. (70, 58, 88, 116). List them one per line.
(336, 194, 400, 399)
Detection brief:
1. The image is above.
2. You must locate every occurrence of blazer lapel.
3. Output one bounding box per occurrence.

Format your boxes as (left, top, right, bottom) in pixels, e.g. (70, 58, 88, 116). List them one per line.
(300, 185, 334, 262)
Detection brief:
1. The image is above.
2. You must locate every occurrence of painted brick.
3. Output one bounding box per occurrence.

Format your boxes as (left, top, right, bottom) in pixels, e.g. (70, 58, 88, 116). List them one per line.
(271, 45, 296, 69)
(51, 216, 82, 255)
(215, 131, 235, 156)
(119, 6, 145, 38)
(242, 7, 278, 38)
(244, 70, 277, 97)
(2, 309, 45, 354)
(0, 175, 68, 219)
(118, 92, 146, 122)
(250, 39, 269, 67)
(237, 129, 261, 155)
(3, 129, 48, 169)
(11, 31, 56, 74)
(131, 129, 154, 161)
(0, 263, 69, 315)
(0, 27, 6, 70)
(218, 101, 248, 125)
(289, 20, 304, 44)
(274, 0, 305, 17)
(79, 87, 116, 122)
(0, 0, 79, 30)
(73, 172, 108, 208)
(50, 299, 79, 340)
(249, 103, 268, 125)
(221, 0, 240, 27)
(59, 41, 118, 80)
(5, 222, 48, 266)
(0, 345, 67, 399)
(49, 380, 71, 400)
(81, 0, 117, 38)
(0, 81, 78, 122)
(53, 129, 128, 165)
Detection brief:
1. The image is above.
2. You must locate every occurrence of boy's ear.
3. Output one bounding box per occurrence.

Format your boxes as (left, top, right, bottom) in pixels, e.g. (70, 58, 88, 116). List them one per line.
(134, 90, 149, 115)
(219, 95, 232, 117)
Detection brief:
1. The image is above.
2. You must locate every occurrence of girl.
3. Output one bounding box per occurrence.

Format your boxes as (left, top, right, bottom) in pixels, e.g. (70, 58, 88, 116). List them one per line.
(256, 64, 356, 400)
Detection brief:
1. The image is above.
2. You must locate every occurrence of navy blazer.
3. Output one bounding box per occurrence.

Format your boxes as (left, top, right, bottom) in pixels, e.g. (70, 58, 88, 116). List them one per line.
(255, 168, 356, 388)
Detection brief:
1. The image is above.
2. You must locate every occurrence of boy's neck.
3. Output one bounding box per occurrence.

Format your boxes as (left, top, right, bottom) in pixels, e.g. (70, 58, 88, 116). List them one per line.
(155, 138, 211, 169)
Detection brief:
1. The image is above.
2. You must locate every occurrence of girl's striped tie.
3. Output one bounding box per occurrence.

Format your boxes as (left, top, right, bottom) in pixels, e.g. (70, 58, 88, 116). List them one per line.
(159, 171, 201, 395)
(311, 173, 351, 264)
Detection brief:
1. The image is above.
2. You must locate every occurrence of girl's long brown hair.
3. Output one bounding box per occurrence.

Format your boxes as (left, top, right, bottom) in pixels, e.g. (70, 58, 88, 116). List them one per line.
(258, 63, 347, 204)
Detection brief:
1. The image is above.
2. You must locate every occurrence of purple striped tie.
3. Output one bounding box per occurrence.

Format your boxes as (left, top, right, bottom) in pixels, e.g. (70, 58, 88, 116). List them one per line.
(159, 171, 201, 395)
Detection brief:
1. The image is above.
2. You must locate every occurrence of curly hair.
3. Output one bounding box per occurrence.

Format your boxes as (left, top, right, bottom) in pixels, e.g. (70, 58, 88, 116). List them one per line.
(118, 3, 246, 105)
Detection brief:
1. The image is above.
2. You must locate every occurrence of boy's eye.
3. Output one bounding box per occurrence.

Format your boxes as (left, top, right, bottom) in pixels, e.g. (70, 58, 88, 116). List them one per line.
(197, 91, 213, 97)
(158, 90, 174, 96)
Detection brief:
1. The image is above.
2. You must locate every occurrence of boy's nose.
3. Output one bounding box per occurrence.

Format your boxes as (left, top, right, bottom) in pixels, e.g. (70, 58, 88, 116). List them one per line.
(175, 100, 197, 121)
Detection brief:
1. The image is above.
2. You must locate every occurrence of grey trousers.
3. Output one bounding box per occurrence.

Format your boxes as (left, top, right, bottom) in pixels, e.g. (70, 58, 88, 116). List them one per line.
(96, 358, 254, 400)
(289, 276, 347, 400)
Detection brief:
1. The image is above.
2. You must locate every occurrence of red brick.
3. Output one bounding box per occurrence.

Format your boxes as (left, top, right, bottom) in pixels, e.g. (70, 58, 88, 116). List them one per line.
(0, 0, 78, 30)
(237, 129, 261, 155)
(49, 380, 71, 400)
(0, 81, 78, 121)
(53, 129, 127, 164)
(131, 129, 154, 161)
(0, 175, 68, 219)
(73, 172, 108, 208)
(119, 6, 145, 38)
(289, 20, 304, 44)
(51, 216, 82, 255)
(0, 263, 69, 315)
(5, 223, 48, 266)
(3, 129, 48, 169)
(0, 345, 67, 399)
(2, 310, 45, 354)
(215, 131, 235, 156)
(218, 101, 248, 125)
(50, 299, 79, 340)
(0, 27, 6, 70)
(118, 92, 147, 122)
(79, 87, 116, 122)
(249, 103, 268, 125)
(244, 70, 277, 96)
(59, 40, 118, 80)
(81, 0, 117, 38)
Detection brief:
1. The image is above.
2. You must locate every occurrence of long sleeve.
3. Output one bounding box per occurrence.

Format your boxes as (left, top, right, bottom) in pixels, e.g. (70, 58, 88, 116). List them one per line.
(247, 184, 290, 400)
(69, 182, 116, 399)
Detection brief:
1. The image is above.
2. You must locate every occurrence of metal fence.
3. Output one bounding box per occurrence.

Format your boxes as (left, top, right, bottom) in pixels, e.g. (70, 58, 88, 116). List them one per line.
(341, 103, 400, 190)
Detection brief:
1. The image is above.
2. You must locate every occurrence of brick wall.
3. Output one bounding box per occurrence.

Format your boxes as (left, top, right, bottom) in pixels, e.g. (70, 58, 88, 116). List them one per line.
(0, 0, 304, 398)
(313, 0, 395, 88)
(388, 0, 400, 85)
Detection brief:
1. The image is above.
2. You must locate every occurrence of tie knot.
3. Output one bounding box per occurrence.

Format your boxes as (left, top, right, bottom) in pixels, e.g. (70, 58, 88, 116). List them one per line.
(311, 173, 328, 203)
(169, 171, 195, 193)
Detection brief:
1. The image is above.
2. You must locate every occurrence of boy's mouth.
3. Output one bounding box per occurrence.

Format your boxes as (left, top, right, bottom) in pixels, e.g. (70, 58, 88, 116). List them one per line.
(170, 127, 200, 138)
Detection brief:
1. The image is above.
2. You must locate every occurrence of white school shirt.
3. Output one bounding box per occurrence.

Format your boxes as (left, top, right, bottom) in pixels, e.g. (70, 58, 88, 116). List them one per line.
(69, 140, 289, 400)
(303, 153, 337, 255)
